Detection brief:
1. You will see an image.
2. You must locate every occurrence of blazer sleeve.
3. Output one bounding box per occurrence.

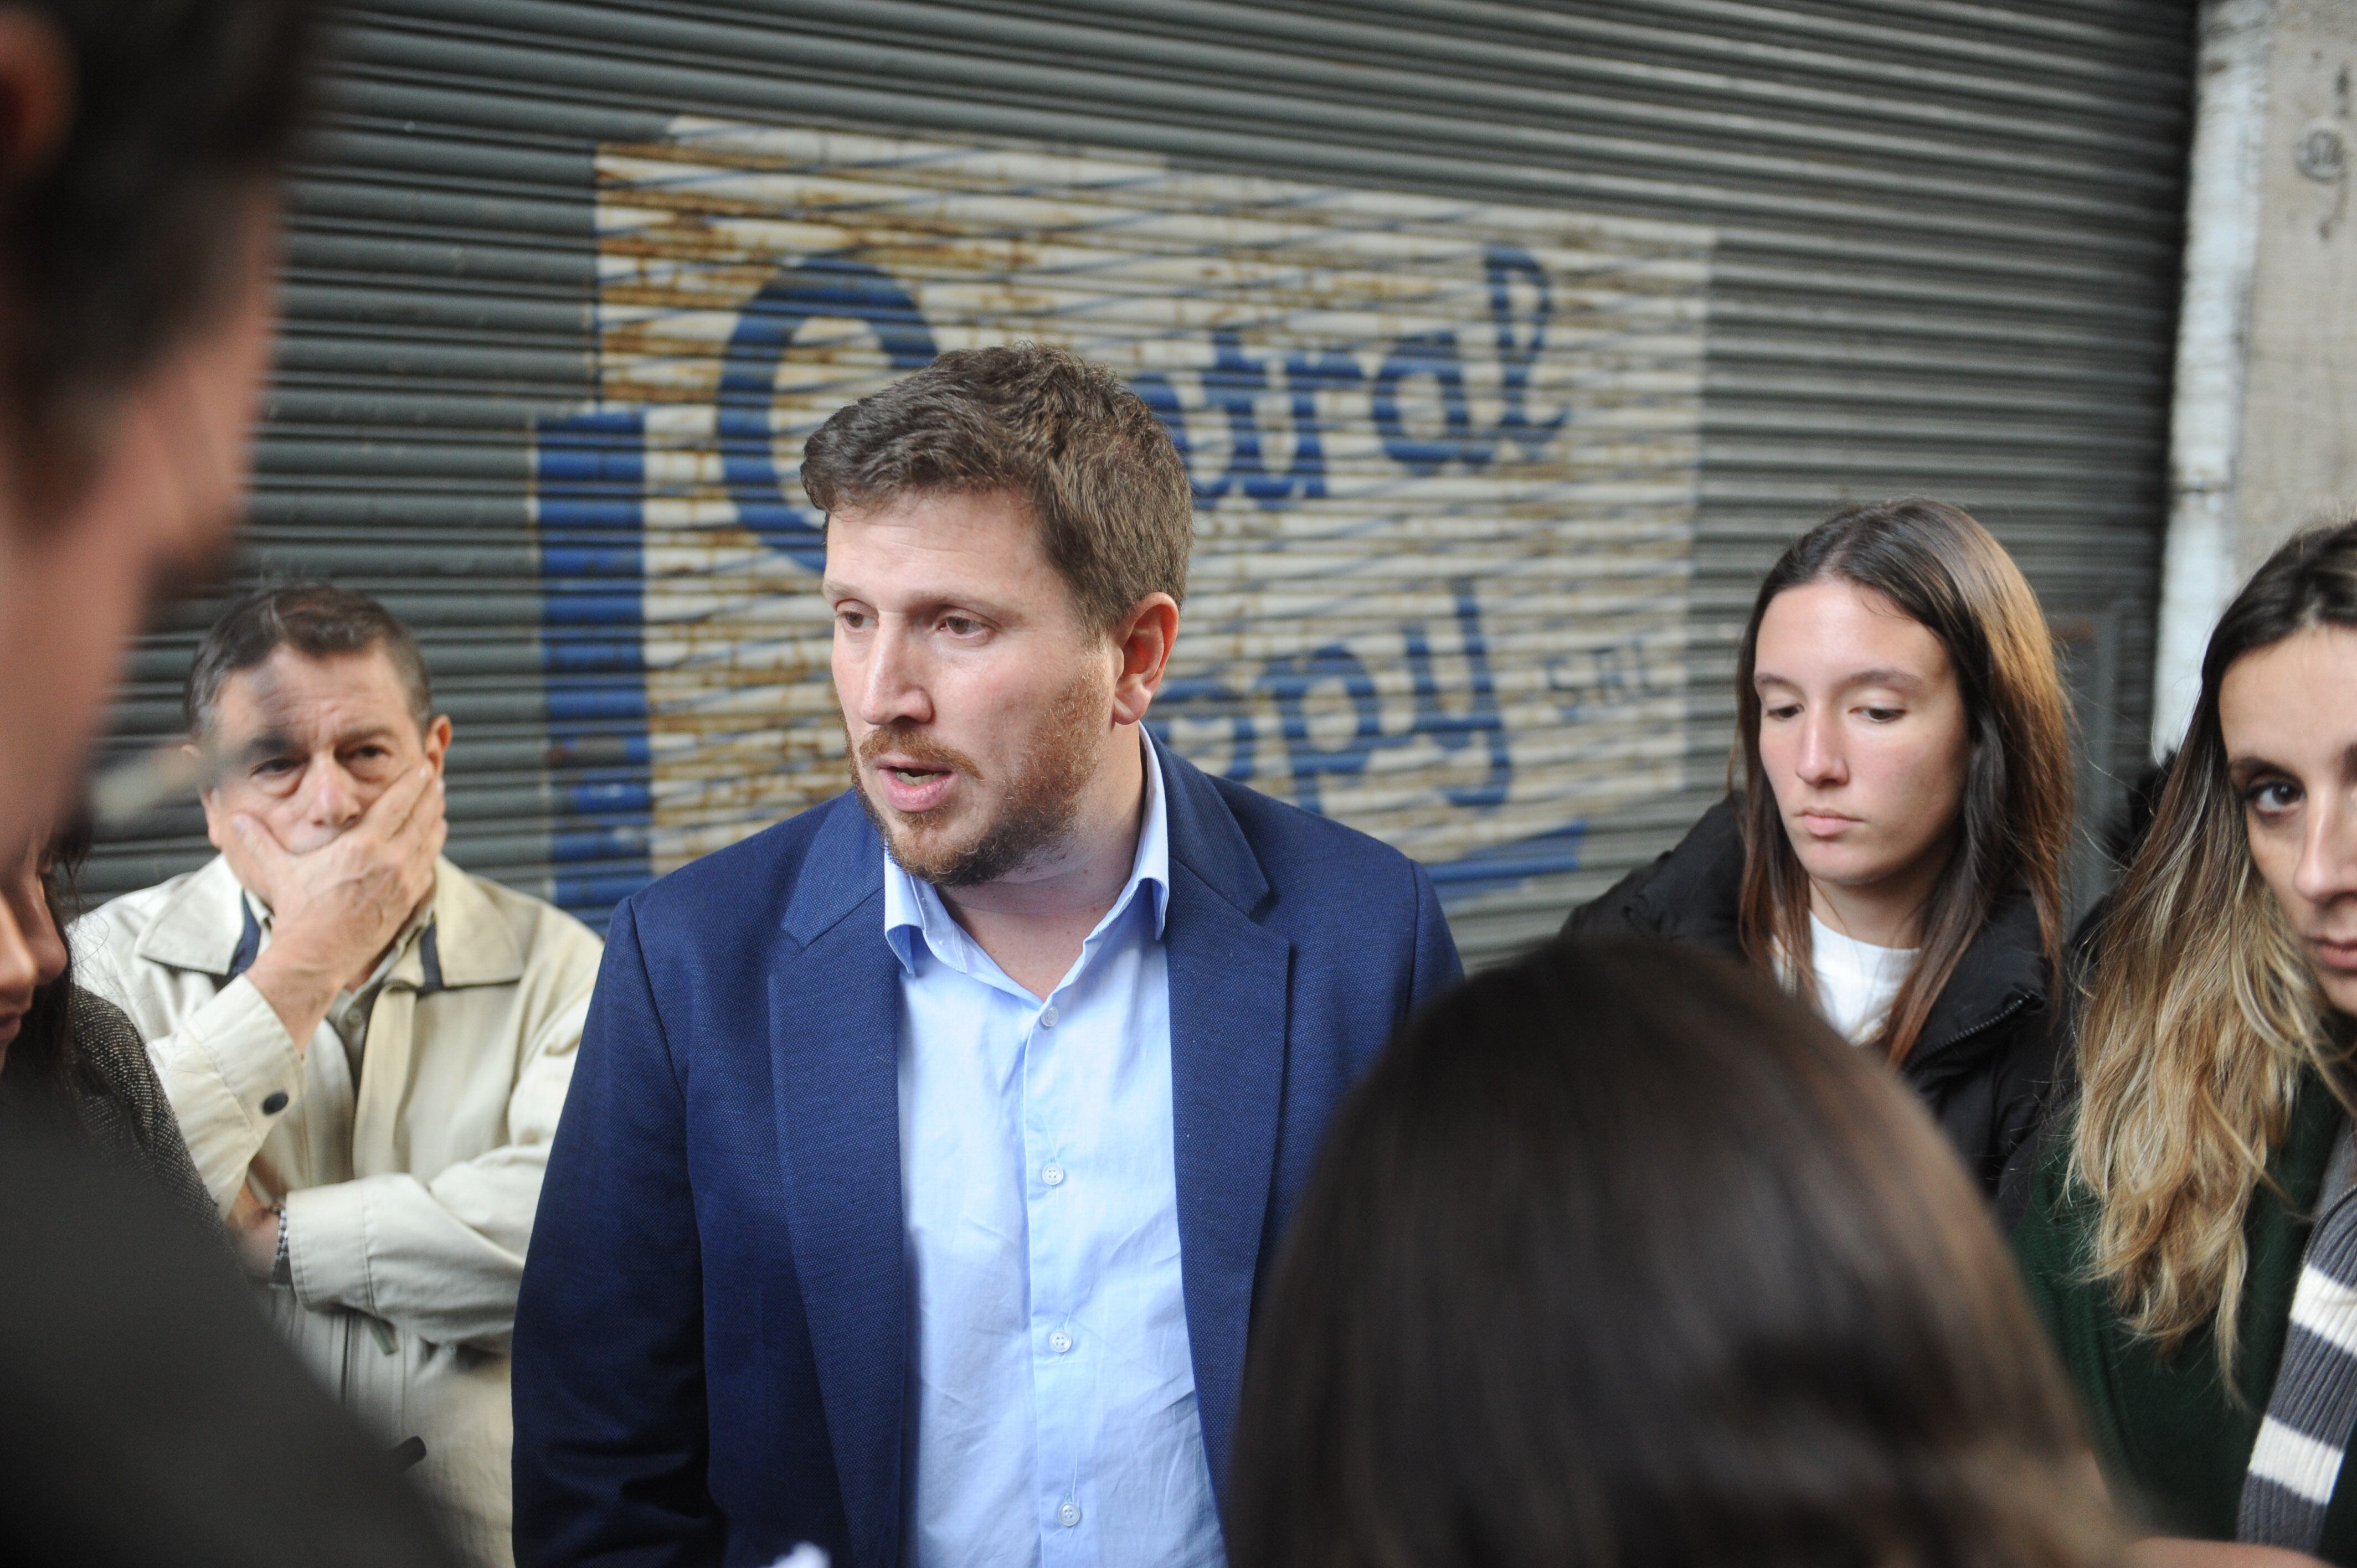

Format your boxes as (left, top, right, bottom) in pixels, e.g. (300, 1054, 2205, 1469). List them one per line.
(512, 899, 720, 1567)
(1406, 858, 1464, 1010)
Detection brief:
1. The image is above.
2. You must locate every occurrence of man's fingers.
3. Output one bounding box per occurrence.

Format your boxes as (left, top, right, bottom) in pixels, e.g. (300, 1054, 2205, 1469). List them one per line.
(363, 762, 436, 839)
(227, 812, 295, 870)
(388, 772, 446, 859)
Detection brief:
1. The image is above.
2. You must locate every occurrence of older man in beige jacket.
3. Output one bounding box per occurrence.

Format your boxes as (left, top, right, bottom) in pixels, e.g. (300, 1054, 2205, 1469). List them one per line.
(75, 583, 603, 1568)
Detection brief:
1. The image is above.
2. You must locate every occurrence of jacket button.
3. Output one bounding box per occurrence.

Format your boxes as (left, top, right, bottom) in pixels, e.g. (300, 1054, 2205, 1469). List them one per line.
(261, 1092, 288, 1115)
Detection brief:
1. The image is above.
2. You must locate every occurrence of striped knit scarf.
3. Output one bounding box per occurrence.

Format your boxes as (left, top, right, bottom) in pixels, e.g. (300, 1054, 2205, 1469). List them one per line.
(2242, 1122, 2357, 1548)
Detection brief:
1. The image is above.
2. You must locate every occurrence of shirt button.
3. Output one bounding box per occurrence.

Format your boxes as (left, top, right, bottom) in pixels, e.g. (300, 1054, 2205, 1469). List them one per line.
(1049, 1329, 1073, 1354)
(1039, 1005, 1059, 1028)
(1042, 1163, 1066, 1187)
(1058, 1503, 1081, 1529)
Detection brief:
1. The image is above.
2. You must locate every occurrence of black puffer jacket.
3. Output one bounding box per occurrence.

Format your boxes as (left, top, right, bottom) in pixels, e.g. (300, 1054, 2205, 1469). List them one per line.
(1565, 796, 2061, 1224)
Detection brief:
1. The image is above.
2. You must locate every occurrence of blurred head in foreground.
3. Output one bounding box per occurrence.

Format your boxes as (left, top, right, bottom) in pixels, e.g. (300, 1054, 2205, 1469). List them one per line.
(0, 0, 312, 850)
(1227, 936, 2117, 1568)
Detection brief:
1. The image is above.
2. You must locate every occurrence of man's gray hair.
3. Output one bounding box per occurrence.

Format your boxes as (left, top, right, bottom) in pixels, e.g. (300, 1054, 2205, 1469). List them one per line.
(184, 581, 433, 738)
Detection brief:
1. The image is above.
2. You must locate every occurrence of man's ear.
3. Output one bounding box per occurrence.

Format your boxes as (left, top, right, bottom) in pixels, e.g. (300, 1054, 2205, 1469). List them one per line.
(423, 714, 452, 773)
(1110, 594, 1180, 726)
(195, 770, 229, 852)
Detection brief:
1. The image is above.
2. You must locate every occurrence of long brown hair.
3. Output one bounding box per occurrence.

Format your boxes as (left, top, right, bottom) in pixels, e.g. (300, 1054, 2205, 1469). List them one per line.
(1733, 499, 2073, 1066)
(1229, 938, 2122, 1568)
(2072, 522, 2357, 1375)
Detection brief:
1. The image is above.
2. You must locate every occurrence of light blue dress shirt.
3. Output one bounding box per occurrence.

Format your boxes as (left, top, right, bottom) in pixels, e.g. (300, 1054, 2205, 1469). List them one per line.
(888, 731, 1223, 1568)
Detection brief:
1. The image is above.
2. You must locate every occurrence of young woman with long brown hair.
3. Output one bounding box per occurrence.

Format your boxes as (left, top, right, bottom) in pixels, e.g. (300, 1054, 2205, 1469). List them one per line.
(1567, 498, 2075, 1210)
(2016, 520, 2357, 1562)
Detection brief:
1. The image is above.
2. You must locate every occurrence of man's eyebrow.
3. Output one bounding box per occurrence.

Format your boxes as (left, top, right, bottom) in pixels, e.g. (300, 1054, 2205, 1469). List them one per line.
(816, 581, 1017, 621)
(239, 730, 301, 764)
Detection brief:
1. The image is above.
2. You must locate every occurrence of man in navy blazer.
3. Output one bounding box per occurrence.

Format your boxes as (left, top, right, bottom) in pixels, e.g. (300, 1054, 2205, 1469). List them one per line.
(513, 345, 1461, 1568)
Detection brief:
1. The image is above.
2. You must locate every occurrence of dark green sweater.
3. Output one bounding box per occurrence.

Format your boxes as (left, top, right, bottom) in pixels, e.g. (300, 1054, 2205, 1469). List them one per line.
(2012, 1074, 2357, 1556)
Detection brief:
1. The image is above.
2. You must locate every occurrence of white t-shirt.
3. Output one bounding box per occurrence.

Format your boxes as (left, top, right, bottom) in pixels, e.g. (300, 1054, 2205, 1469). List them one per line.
(1808, 912, 1917, 1045)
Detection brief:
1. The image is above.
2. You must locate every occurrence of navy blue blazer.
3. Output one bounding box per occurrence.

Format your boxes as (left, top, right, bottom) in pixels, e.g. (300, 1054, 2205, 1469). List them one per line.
(512, 745, 1463, 1568)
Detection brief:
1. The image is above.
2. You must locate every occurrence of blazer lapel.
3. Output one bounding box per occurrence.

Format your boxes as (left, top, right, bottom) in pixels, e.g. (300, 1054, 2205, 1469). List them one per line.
(1159, 750, 1293, 1503)
(769, 799, 908, 1568)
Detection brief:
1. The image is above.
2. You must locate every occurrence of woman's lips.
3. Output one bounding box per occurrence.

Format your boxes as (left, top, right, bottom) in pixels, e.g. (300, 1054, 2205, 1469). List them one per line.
(1797, 809, 1860, 838)
(2310, 936, 2357, 974)
(0, 1012, 23, 1046)
(874, 761, 959, 815)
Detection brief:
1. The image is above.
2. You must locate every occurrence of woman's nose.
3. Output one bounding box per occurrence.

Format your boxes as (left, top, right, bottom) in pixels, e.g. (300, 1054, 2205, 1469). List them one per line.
(0, 896, 42, 1005)
(1795, 713, 1847, 786)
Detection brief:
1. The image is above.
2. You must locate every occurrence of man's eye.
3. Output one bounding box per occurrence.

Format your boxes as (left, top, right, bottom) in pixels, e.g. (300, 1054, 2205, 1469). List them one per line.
(940, 616, 983, 637)
(834, 608, 869, 631)
(253, 759, 297, 777)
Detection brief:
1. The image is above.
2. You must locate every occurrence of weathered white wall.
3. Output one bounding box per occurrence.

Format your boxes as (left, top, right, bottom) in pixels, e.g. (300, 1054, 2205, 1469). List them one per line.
(2157, 0, 2357, 753)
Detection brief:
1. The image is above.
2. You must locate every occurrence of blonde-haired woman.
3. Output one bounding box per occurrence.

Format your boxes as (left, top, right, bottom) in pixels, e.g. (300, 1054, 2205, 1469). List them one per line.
(2017, 520, 2357, 1564)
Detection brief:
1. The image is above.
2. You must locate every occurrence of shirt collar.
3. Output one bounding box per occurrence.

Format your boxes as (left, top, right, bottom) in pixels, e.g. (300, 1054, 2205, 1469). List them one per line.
(239, 884, 436, 993)
(884, 726, 1171, 976)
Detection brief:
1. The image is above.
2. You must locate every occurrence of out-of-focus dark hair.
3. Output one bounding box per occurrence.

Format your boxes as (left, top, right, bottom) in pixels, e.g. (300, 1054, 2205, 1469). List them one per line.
(186, 580, 433, 739)
(0, 0, 316, 494)
(800, 342, 1192, 632)
(9, 811, 91, 1106)
(1733, 498, 2073, 1066)
(1228, 937, 2119, 1568)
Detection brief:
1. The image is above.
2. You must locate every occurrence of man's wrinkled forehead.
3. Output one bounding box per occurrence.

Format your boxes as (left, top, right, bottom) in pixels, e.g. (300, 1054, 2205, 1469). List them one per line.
(211, 647, 421, 750)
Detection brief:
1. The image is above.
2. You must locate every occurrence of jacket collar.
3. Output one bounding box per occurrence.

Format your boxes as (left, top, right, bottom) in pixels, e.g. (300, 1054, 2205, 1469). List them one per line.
(1633, 797, 2049, 1064)
(132, 854, 523, 990)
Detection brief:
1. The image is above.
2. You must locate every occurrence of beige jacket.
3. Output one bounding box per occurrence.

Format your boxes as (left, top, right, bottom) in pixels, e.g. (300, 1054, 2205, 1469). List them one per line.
(73, 855, 603, 1568)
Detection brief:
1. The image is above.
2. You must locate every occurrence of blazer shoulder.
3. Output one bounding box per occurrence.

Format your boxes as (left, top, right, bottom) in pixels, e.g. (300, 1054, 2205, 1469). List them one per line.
(620, 792, 865, 939)
(1199, 770, 1432, 900)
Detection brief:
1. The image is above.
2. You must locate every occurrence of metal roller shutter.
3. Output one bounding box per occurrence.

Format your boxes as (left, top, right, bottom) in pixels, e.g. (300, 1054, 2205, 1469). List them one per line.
(87, 0, 2193, 969)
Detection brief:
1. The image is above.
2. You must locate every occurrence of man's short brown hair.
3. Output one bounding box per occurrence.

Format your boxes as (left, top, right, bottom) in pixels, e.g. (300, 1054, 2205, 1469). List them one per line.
(800, 343, 1193, 631)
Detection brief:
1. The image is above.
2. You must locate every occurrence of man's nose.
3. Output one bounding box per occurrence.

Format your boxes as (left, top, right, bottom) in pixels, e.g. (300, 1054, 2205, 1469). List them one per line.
(852, 623, 933, 730)
(304, 759, 367, 826)
(2293, 792, 2357, 909)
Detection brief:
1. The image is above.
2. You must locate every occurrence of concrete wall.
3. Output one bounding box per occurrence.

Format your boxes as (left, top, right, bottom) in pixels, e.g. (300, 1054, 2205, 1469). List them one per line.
(2155, 0, 2357, 752)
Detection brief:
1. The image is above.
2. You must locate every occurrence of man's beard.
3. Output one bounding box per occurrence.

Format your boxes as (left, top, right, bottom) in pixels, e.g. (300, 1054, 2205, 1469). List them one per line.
(849, 672, 1106, 888)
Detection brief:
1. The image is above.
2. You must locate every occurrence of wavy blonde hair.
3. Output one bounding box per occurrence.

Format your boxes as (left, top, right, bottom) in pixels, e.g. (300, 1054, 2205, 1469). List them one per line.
(2072, 523, 2357, 1376)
